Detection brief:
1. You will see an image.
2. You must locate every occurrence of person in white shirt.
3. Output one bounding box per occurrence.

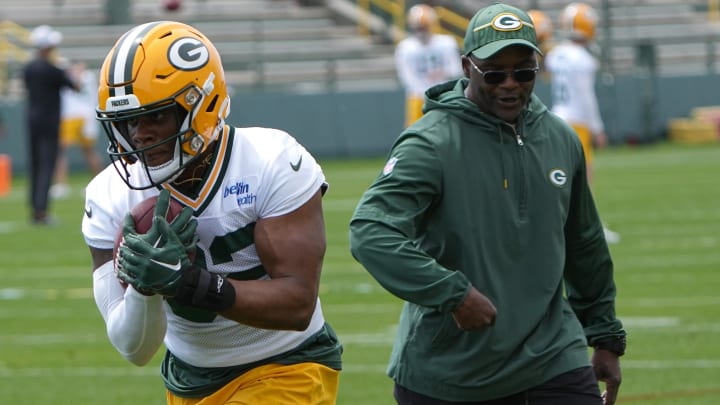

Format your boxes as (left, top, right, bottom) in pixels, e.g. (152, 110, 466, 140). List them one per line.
(545, 2, 620, 244)
(395, 4, 463, 127)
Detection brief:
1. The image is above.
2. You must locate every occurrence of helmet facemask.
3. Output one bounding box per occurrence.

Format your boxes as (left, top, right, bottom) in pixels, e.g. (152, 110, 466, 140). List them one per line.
(98, 85, 209, 190)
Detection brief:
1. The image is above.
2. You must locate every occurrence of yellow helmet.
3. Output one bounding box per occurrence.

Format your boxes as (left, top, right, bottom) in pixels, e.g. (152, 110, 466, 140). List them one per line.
(527, 9, 553, 43)
(560, 2, 598, 41)
(97, 21, 230, 189)
(407, 4, 437, 32)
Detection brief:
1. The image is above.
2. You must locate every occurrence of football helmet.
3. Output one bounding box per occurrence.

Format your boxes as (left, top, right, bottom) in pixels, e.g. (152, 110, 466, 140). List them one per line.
(559, 2, 598, 41)
(407, 4, 437, 32)
(96, 21, 231, 190)
(527, 9, 553, 43)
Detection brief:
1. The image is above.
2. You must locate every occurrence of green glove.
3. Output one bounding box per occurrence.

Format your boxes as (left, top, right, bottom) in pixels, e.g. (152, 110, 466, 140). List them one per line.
(117, 216, 191, 296)
(156, 189, 199, 258)
(170, 205, 199, 259)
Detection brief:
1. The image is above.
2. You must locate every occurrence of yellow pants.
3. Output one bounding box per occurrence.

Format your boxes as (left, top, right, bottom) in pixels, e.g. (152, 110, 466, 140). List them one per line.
(570, 123, 594, 165)
(60, 118, 95, 148)
(405, 95, 424, 127)
(166, 362, 340, 405)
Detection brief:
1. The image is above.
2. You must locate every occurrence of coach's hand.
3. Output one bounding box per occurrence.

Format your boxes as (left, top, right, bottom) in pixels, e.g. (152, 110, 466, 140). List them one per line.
(592, 349, 622, 405)
(118, 216, 191, 296)
(452, 286, 497, 330)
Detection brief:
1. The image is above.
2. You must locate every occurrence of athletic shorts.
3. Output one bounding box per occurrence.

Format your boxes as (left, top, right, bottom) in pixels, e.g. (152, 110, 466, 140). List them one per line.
(570, 124, 594, 165)
(166, 362, 340, 405)
(405, 95, 425, 127)
(60, 117, 96, 148)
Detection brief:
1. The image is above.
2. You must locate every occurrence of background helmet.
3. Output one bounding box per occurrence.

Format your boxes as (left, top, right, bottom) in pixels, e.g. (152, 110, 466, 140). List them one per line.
(406, 4, 437, 32)
(527, 9, 553, 43)
(559, 2, 598, 41)
(97, 21, 230, 189)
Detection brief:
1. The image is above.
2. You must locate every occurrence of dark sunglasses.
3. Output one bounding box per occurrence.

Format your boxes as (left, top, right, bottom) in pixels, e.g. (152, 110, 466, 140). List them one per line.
(467, 57, 539, 85)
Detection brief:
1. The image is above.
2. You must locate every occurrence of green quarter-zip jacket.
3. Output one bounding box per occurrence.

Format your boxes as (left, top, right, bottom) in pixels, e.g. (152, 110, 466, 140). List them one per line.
(349, 79, 624, 401)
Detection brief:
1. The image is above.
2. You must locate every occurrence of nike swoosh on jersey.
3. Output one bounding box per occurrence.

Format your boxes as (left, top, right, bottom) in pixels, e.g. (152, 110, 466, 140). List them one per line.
(150, 258, 183, 271)
(290, 155, 303, 171)
(85, 206, 93, 218)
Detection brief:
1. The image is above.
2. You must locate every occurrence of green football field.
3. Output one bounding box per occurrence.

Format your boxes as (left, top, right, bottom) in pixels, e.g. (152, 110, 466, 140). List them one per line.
(0, 141, 718, 404)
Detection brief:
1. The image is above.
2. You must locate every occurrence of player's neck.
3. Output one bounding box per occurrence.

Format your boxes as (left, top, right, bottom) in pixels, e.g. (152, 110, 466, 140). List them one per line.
(171, 141, 218, 196)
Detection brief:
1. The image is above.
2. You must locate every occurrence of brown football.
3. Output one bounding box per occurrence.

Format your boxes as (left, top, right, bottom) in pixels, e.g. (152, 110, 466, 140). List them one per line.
(113, 195, 190, 287)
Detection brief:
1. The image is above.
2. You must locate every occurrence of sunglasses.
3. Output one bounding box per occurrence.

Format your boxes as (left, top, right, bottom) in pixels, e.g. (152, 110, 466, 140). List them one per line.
(467, 57, 539, 85)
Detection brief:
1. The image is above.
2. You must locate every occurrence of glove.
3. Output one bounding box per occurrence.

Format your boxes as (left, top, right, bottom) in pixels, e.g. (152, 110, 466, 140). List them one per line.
(117, 215, 191, 296)
(169, 205, 199, 259)
(156, 189, 199, 258)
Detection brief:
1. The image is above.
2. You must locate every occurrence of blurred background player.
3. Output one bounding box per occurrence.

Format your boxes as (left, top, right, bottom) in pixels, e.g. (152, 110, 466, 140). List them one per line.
(395, 4, 463, 127)
(22, 25, 79, 224)
(527, 9, 554, 76)
(544, 2, 620, 243)
(50, 60, 103, 199)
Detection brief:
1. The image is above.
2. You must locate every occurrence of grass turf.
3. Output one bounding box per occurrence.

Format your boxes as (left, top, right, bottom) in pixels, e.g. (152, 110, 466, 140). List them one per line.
(0, 141, 718, 404)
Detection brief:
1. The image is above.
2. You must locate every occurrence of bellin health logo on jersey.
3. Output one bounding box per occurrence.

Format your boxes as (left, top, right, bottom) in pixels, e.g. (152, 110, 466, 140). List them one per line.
(224, 180, 257, 206)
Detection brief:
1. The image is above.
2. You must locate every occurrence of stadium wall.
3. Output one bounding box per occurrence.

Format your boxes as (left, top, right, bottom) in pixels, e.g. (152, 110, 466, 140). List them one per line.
(0, 74, 716, 175)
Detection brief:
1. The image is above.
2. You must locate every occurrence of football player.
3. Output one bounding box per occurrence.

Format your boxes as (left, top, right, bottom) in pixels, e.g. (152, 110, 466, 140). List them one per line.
(527, 9, 555, 76)
(83, 21, 342, 404)
(395, 4, 463, 127)
(544, 2, 620, 243)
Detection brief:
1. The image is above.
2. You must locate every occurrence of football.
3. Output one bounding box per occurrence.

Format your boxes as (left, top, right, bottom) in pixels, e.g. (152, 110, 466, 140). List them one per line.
(113, 195, 189, 278)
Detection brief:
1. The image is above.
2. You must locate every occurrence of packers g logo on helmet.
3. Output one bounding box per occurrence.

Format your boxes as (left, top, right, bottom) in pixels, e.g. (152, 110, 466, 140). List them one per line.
(168, 37, 209, 71)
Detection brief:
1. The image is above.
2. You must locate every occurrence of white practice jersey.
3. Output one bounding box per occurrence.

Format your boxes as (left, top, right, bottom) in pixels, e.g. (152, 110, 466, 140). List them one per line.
(544, 41, 605, 134)
(83, 126, 328, 368)
(395, 34, 463, 97)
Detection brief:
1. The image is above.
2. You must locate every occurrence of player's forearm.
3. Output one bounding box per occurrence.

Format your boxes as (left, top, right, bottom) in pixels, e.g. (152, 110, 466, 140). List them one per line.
(219, 277, 319, 331)
(93, 261, 166, 366)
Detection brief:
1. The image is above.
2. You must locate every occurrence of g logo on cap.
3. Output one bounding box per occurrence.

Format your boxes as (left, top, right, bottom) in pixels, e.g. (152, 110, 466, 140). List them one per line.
(168, 37, 209, 71)
(492, 13, 524, 31)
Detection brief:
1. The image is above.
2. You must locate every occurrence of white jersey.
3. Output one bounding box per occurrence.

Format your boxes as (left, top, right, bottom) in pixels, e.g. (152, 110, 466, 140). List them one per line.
(83, 126, 327, 368)
(395, 34, 463, 97)
(544, 40, 605, 134)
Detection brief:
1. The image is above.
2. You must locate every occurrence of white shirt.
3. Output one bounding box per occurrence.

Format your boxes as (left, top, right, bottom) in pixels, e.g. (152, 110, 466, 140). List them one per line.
(395, 33, 463, 97)
(544, 40, 605, 134)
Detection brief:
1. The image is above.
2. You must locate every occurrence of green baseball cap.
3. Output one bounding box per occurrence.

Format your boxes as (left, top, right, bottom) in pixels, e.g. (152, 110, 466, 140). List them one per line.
(464, 3, 542, 59)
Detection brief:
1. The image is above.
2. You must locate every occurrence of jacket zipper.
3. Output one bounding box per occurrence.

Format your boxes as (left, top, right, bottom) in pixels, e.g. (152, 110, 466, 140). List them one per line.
(508, 125, 528, 219)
